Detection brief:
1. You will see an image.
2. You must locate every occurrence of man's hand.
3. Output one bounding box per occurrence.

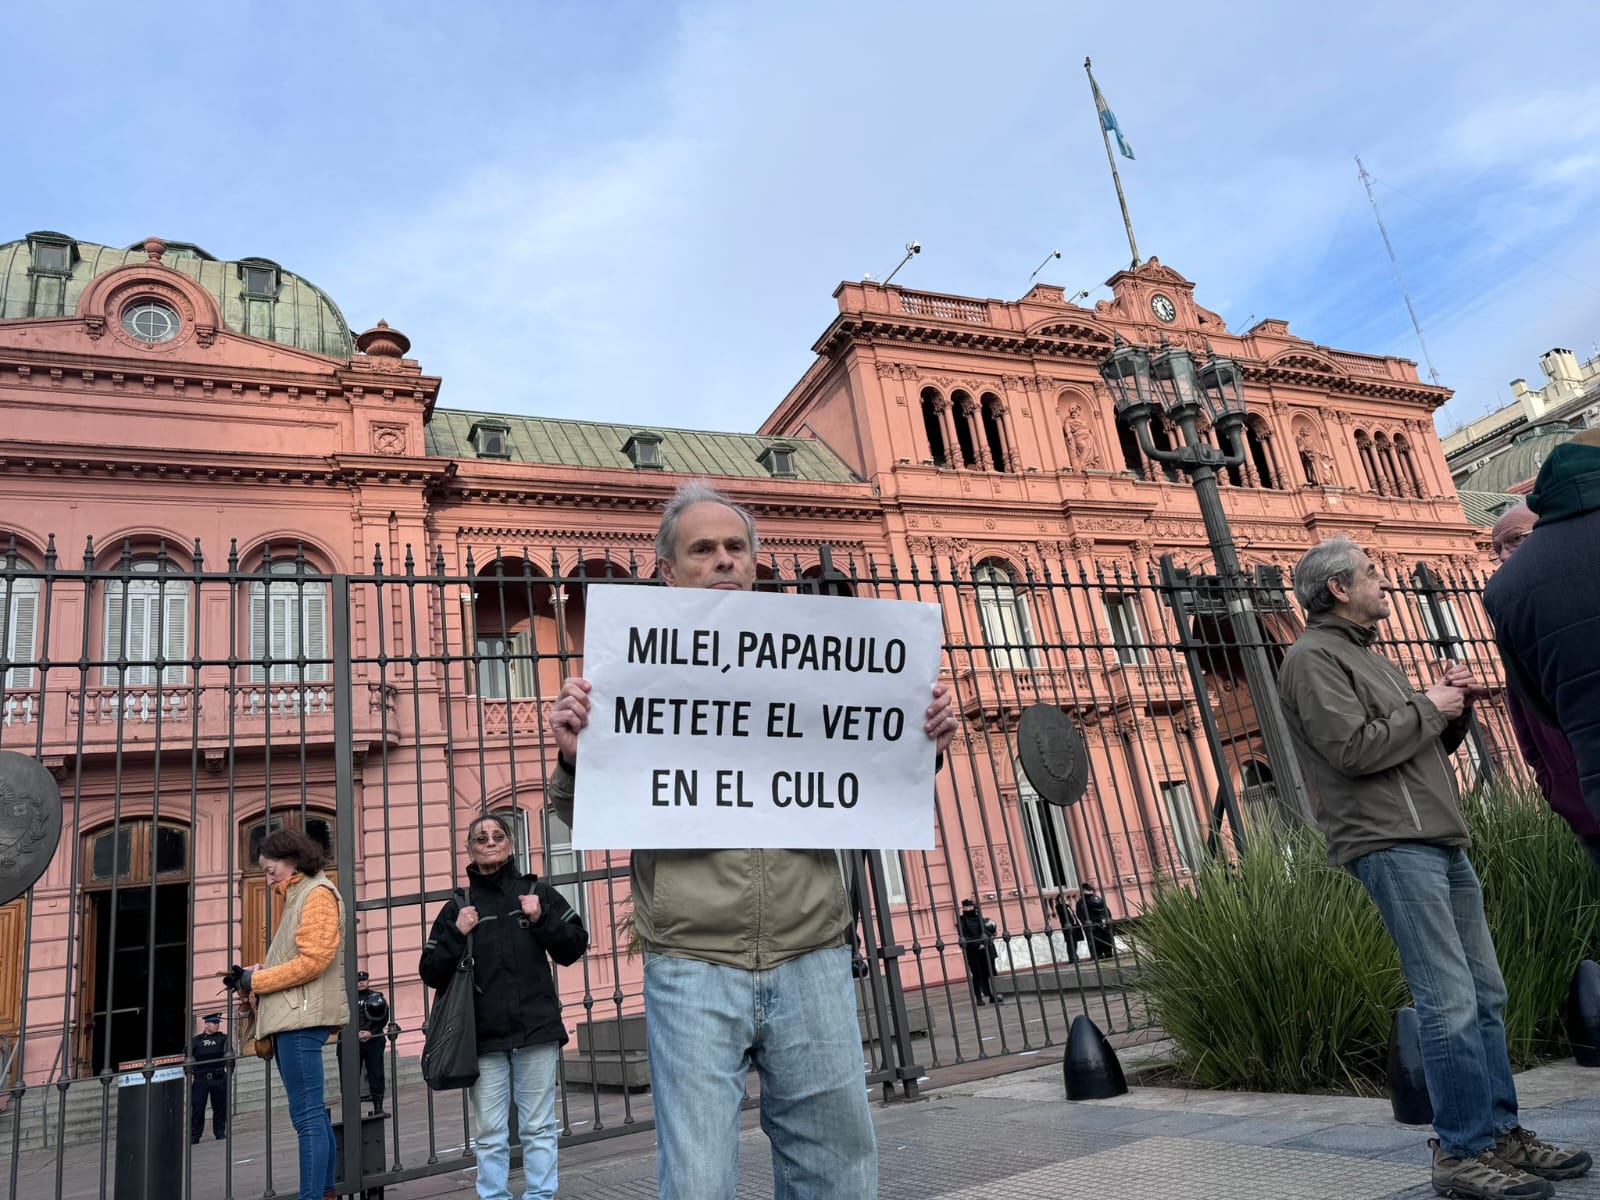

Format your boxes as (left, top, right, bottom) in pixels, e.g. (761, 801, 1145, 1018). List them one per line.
(518, 892, 543, 923)
(359, 1029, 371, 1042)
(549, 678, 592, 763)
(455, 905, 480, 935)
(1424, 683, 1466, 720)
(925, 683, 959, 754)
(1440, 662, 1484, 701)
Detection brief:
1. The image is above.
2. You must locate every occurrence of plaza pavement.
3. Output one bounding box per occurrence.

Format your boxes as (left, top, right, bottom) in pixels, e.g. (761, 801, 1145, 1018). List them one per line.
(10, 1049, 1600, 1197)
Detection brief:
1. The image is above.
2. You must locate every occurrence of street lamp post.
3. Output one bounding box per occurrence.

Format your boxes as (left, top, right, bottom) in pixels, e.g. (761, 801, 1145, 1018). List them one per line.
(1099, 337, 1311, 827)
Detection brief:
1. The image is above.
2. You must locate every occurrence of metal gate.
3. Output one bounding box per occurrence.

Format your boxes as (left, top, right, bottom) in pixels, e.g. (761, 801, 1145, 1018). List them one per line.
(0, 538, 1527, 1199)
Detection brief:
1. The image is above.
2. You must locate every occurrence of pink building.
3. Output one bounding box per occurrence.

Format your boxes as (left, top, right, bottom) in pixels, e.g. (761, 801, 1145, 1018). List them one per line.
(0, 232, 1492, 1093)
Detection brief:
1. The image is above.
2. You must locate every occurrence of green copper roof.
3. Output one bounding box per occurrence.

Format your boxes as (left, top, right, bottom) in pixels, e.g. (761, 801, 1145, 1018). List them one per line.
(426, 408, 861, 483)
(0, 234, 353, 359)
(1457, 424, 1576, 494)
(1456, 489, 1520, 528)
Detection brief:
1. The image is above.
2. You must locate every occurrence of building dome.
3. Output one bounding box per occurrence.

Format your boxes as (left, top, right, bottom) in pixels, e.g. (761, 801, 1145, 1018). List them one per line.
(0, 232, 354, 359)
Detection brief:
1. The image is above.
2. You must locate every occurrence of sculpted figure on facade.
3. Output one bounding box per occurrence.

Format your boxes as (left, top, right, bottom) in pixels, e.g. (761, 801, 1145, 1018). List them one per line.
(1062, 405, 1101, 470)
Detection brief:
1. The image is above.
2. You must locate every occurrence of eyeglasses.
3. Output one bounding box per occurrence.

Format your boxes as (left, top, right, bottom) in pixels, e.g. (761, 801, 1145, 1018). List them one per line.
(471, 832, 509, 845)
(1496, 530, 1529, 554)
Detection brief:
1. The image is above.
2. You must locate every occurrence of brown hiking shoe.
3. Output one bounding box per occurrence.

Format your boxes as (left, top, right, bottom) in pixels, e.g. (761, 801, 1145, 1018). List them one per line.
(1492, 1126, 1593, 1180)
(1430, 1138, 1552, 1199)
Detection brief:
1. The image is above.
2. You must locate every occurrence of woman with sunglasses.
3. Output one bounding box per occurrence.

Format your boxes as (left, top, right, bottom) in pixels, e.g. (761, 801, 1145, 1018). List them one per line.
(420, 813, 589, 1200)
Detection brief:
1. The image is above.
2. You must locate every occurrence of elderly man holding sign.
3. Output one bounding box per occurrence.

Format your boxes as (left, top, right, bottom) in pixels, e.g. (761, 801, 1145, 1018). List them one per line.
(549, 480, 957, 1200)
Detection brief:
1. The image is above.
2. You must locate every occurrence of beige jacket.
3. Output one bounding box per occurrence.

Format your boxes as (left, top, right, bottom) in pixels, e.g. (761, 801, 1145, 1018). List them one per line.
(253, 873, 349, 1037)
(548, 757, 849, 970)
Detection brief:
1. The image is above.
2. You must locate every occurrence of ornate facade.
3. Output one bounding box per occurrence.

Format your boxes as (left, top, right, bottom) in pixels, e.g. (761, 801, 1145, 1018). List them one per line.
(0, 232, 1482, 1085)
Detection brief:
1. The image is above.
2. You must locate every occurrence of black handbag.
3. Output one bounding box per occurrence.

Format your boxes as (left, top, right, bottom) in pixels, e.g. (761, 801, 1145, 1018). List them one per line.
(421, 890, 480, 1091)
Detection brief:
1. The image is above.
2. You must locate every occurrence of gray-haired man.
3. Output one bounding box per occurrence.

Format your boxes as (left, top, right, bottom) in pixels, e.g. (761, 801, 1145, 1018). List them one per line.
(548, 479, 958, 1200)
(1279, 536, 1587, 1200)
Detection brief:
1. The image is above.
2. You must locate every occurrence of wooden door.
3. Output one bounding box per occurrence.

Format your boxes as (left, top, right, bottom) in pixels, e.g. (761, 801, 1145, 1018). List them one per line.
(73, 894, 97, 1076)
(0, 898, 24, 1085)
(241, 870, 339, 967)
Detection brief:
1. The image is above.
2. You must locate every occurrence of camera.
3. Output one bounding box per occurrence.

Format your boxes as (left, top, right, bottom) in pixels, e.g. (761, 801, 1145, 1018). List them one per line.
(220, 963, 249, 993)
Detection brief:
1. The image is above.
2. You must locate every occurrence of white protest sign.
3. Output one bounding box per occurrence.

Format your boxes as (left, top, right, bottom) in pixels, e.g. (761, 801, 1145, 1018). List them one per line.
(571, 584, 944, 851)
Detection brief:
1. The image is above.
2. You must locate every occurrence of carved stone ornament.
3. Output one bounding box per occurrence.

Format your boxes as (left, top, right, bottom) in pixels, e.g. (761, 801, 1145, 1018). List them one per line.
(371, 423, 408, 456)
(0, 751, 64, 906)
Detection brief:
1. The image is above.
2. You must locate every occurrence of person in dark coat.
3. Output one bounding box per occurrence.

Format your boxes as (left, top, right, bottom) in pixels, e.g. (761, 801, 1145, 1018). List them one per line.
(1075, 884, 1115, 959)
(189, 1012, 228, 1143)
(1485, 431, 1600, 839)
(957, 899, 1003, 1005)
(1488, 503, 1600, 871)
(1053, 887, 1083, 962)
(419, 813, 589, 1200)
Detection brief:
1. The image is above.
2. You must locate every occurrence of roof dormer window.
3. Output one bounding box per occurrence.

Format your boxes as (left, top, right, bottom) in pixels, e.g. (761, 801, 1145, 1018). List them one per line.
(27, 232, 76, 276)
(623, 432, 665, 470)
(239, 259, 281, 299)
(759, 443, 798, 478)
(469, 419, 512, 460)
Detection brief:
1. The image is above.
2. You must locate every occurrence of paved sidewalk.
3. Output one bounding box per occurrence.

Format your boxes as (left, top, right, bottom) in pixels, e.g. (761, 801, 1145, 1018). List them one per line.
(546, 1057, 1600, 1199)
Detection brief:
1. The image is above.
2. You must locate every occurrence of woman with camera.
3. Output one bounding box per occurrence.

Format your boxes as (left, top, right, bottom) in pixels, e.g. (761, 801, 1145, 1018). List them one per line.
(235, 828, 347, 1200)
(420, 813, 589, 1200)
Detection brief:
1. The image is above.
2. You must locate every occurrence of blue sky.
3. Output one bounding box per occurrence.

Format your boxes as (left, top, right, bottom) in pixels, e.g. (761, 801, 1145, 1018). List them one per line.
(7, 0, 1599, 436)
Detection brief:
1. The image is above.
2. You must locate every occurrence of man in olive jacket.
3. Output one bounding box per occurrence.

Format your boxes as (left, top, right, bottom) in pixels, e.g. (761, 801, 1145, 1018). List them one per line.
(548, 480, 958, 1200)
(1280, 537, 1588, 1200)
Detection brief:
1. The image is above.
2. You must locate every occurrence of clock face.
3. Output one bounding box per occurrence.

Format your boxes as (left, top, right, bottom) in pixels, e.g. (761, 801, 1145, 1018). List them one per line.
(1151, 294, 1177, 324)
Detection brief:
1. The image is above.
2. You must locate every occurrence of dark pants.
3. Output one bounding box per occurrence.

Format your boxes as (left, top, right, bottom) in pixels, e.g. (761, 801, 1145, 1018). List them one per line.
(190, 1073, 227, 1140)
(963, 946, 996, 1002)
(339, 1033, 387, 1109)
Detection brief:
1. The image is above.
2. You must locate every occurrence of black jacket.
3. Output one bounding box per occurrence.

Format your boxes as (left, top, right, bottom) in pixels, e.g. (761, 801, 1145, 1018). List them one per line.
(418, 862, 589, 1053)
(1485, 443, 1600, 830)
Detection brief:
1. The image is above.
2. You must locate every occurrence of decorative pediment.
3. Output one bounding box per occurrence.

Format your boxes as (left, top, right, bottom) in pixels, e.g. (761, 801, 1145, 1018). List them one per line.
(1028, 318, 1116, 345)
(1268, 350, 1347, 376)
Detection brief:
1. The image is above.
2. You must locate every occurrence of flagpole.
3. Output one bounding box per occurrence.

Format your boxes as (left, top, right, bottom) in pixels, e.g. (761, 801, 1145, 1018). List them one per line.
(1085, 57, 1141, 269)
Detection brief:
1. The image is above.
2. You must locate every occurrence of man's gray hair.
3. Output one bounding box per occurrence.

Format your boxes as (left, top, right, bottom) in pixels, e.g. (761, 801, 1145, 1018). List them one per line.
(1292, 535, 1367, 616)
(654, 480, 760, 564)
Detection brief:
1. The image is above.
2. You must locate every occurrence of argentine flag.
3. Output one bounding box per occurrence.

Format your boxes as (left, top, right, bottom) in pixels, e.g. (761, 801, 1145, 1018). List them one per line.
(1093, 82, 1135, 160)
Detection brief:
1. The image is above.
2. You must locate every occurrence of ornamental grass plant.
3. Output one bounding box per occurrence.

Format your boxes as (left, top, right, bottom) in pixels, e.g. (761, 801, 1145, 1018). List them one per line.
(1137, 781, 1600, 1095)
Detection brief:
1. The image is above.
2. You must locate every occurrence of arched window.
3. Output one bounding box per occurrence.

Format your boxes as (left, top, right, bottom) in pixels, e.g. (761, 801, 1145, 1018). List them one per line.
(920, 388, 949, 467)
(250, 558, 329, 683)
(104, 558, 189, 686)
(83, 818, 190, 887)
(1354, 431, 1382, 493)
(1239, 760, 1276, 828)
(975, 562, 1040, 670)
(951, 391, 979, 468)
(1394, 435, 1424, 497)
(1116, 420, 1144, 476)
(980, 393, 1009, 472)
(1244, 417, 1279, 489)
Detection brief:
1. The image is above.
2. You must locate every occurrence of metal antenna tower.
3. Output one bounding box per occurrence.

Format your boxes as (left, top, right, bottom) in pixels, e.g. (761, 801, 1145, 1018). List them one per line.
(1357, 156, 1441, 386)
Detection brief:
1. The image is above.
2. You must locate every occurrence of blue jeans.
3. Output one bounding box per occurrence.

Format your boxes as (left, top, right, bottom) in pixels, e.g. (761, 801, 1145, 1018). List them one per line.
(469, 1042, 560, 1200)
(1351, 844, 1519, 1158)
(273, 1027, 337, 1200)
(643, 944, 876, 1200)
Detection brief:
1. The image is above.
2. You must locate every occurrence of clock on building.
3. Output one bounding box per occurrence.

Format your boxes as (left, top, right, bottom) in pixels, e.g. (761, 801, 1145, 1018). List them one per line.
(1150, 294, 1177, 324)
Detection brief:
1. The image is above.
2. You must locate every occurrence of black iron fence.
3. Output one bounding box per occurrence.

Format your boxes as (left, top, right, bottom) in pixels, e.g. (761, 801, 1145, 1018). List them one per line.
(0, 538, 1527, 1199)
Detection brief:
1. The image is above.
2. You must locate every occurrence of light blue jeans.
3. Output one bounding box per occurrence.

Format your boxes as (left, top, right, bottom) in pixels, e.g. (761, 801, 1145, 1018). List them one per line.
(1351, 844, 1519, 1158)
(643, 944, 877, 1199)
(469, 1041, 560, 1200)
(273, 1027, 337, 1200)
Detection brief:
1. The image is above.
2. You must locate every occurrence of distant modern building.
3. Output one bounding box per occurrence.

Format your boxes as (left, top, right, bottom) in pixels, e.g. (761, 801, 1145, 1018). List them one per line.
(0, 231, 1492, 1091)
(1445, 346, 1600, 492)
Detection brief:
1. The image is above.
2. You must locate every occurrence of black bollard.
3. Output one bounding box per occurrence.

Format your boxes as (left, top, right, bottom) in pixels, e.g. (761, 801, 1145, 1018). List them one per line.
(1567, 959, 1600, 1067)
(1063, 1014, 1127, 1101)
(1387, 1007, 1433, 1125)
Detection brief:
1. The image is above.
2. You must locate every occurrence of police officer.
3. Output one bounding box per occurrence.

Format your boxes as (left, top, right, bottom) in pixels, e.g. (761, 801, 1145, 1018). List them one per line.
(355, 971, 388, 1114)
(189, 1013, 228, 1142)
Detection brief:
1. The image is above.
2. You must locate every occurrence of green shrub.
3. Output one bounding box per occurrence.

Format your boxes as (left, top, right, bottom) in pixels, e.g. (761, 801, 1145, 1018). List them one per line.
(1137, 782, 1600, 1093)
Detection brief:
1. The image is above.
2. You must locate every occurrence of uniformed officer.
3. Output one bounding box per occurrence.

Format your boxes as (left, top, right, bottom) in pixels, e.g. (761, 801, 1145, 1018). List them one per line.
(189, 1013, 229, 1142)
(355, 971, 388, 1114)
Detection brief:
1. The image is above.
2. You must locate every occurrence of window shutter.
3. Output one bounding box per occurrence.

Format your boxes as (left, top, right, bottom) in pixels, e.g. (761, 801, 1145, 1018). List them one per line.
(269, 588, 293, 683)
(249, 582, 268, 683)
(5, 587, 37, 689)
(163, 588, 189, 685)
(119, 590, 153, 688)
(302, 584, 329, 683)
